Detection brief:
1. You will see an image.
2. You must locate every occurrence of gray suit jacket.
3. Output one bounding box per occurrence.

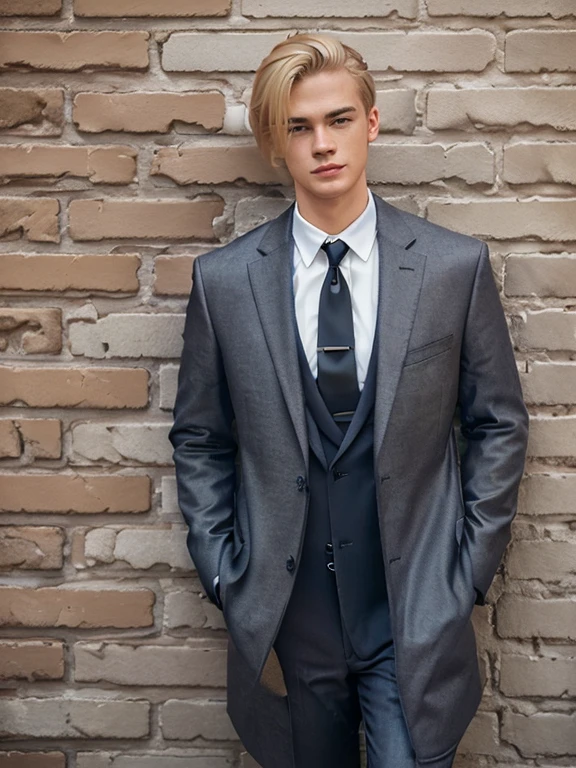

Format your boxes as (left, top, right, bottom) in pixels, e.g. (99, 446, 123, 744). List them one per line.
(169, 195, 529, 766)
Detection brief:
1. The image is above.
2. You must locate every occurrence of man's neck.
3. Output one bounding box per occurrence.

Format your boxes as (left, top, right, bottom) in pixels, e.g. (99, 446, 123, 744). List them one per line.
(295, 184, 370, 235)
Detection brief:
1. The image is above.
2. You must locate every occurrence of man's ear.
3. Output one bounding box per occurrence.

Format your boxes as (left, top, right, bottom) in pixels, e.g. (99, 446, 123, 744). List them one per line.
(367, 105, 380, 143)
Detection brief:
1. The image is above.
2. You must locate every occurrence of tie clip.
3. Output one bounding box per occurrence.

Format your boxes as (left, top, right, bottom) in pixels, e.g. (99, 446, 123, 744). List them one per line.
(317, 346, 354, 353)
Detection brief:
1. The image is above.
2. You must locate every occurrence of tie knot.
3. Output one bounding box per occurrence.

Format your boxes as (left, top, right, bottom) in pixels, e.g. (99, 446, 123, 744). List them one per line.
(321, 239, 349, 268)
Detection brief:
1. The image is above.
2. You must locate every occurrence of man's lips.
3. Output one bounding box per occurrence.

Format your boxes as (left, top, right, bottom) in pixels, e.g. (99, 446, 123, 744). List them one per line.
(312, 164, 345, 175)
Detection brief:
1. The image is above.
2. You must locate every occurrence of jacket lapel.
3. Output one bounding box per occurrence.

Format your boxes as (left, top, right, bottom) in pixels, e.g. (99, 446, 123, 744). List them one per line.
(247, 205, 309, 465)
(372, 197, 427, 458)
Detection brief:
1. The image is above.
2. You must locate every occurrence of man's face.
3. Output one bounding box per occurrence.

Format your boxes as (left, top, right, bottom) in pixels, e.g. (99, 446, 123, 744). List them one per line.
(282, 68, 379, 207)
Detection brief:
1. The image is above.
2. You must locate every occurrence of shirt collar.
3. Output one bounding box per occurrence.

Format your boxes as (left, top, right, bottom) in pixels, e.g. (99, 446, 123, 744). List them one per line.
(293, 190, 377, 268)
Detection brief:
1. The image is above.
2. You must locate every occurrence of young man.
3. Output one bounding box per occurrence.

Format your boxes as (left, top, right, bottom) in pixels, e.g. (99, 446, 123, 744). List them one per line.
(170, 34, 529, 768)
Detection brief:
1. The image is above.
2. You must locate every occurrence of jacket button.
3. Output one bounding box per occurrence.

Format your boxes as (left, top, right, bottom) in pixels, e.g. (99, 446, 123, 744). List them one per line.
(286, 556, 295, 573)
(325, 542, 333, 554)
(296, 475, 306, 491)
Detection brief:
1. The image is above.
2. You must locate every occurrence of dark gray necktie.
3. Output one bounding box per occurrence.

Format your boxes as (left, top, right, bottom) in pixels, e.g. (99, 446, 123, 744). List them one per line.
(317, 239, 360, 425)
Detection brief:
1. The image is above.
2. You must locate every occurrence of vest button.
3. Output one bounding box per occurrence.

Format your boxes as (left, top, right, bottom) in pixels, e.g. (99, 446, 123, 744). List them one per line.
(296, 475, 306, 491)
(286, 556, 295, 573)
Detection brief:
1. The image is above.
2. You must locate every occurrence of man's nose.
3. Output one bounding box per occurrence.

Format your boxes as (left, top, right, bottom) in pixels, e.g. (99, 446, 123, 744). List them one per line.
(312, 126, 335, 154)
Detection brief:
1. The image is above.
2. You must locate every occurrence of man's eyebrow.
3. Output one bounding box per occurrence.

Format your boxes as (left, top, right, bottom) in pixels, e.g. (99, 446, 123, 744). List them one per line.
(287, 106, 357, 124)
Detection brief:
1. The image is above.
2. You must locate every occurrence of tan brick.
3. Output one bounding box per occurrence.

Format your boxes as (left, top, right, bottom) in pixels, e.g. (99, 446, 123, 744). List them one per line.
(0, 527, 64, 570)
(0, 697, 150, 739)
(519, 473, 576, 516)
(497, 596, 576, 640)
(427, 200, 576, 241)
(457, 711, 499, 757)
(0, 367, 149, 408)
(0, 474, 150, 513)
(75, 0, 229, 15)
(0, 198, 59, 243)
(502, 712, 576, 757)
(10, 419, 61, 458)
(0, 754, 65, 768)
(164, 590, 226, 631)
(517, 310, 576, 351)
(504, 143, 576, 185)
(74, 642, 226, 686)
(243, 0, 417, 16)
(506, 31, 576, 73)
(70, 314, 185, 358)
(428, 0, 575, 15)
(161, 699, 236, 741)
(0, 308, 61, 354)
(163, 31, 495, 73)
(0, 586, 154, 628)
(376, 90, 417, 134)
(521, 363, 576, 405)
(507, 541, 576, 581)
(367, 143, 494, 185)
(0, 421, 19, 457)
(0, 0, 61, 13)
(154, 255, 194, 296)
(500, 655, 576, 697)
(73, 92, 225, 133)
(427, 88, 576, 132)
(0, 640, 64, 681)
(152, 144, 286, 185)
(69, 198, 223, 241)
(0, 89, 63, 136)
(0, 145, 137, 185)
(0, 254, 140, 293)
(528, 416, 576, 458)
(505, 254, 576, 297)
(0, 32, 149, 72)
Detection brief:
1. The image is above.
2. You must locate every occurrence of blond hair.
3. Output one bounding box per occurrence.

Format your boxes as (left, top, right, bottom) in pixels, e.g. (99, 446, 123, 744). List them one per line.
(249, 33, 376, 167)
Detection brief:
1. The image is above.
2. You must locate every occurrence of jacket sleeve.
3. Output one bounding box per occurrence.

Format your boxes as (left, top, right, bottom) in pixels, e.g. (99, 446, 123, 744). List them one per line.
(458, 243, 529, 605)
(169, 257, 236, 608)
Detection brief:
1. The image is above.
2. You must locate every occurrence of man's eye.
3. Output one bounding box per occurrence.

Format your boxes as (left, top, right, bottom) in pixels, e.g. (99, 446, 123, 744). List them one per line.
(288, 125, 307, 133)
(333, 117, 350, 125)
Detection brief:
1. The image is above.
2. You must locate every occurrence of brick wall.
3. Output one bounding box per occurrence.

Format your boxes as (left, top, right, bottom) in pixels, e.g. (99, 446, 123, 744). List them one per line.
(0, 1, 575, 766)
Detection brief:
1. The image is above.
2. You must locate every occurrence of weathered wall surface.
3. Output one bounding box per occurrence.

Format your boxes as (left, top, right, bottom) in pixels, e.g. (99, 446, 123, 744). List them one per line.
(0, 1, 575, 766)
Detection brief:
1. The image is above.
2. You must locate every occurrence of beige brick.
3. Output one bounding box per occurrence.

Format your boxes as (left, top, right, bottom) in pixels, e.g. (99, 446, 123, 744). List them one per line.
(367, 143, 494, 185)
(0, 640, 64, 680)
(75, 0, 229, 15)
(0, 419, 61, 459)
(163, 32, 495, 73)
(517, 310, 576, 351)
(88, 527, 191, 569)
(0, 697, 150, 739)
(70, 314, 185, 358)
(428, 0, 575, 15)
(73, 92, 224, 133)
(0, 308, 61, 354)
(427, 200, 576, 241)
(164, 590, 226, 631)
(161, 476, 179, 517)
(0, 198, 59, 243)
(506, 31, 576, 73)
(427, 88, 576, 132)
(0, 474, 150, 514)
(0, 754, 65, 768)
(72, 422, 172, 465)
(235, 196, 292, 236)
(501, 655, 576, 697)
(74, 642, 226, 686)
(0, 88, 63, 136)
(154, 256, 194, 296)
(0, 254, 140, 293)
(77, 753, 235, 768)
(376, 90, 417, 134)
(528, 416, 576, 458)
(152, 145, 286, 185)
(161, 699, 237, 741)
(518, 473, 576, 516)
(159, 365, 179, 410)
(507, 541, 576, 581)
(0, 527, 64, 570)
(0, 586, 154, 628)
(457, 711, 499, 756)
(0, 145, 136, 185)
(0, 367, 149, 408)
(0, 32, 149, 72)
(243, 0, 417, 17)
(69, 198, 223, 241)
(0, 0, 61, 13)
(504, 143, 576, 185)
(502, 712, 576, 757)
(497, 596, 576, 640)
(505, 254, 576, 297)
(521, 363, 576, 405)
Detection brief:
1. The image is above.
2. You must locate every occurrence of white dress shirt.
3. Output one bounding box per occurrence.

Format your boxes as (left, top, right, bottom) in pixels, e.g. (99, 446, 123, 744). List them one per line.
(292, 191, 379, 390)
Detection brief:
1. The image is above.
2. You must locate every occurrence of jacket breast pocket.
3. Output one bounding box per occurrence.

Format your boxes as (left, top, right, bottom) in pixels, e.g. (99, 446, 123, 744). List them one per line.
(403, 333, 454, 368)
